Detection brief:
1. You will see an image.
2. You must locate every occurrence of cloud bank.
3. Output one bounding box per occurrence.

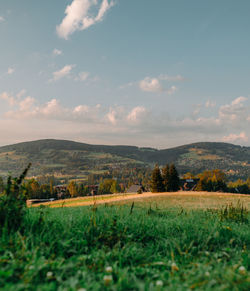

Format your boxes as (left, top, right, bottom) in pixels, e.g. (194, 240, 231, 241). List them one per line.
(0, 90, 249, 147)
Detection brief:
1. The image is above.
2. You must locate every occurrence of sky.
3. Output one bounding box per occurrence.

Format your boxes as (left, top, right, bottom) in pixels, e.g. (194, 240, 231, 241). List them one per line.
(0, 0, 250, 149)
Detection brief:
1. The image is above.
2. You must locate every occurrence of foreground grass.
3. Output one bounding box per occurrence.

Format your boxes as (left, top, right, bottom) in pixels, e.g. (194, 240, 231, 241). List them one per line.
(1, 201, 249, 290)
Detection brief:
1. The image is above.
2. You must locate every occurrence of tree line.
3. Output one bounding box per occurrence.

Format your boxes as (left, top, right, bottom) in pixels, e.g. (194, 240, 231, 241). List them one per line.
(1, 164, 249, 199)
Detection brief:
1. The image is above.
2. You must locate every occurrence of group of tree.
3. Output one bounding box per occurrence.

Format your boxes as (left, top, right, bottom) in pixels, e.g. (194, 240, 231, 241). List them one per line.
(184, 170, 250, 194)
(67, 179, 122, 197)
(195, 169, 228, 192)
(151, 164, 180, 193)
(84, 165, 152, 191)
(227, 178, 250, 194)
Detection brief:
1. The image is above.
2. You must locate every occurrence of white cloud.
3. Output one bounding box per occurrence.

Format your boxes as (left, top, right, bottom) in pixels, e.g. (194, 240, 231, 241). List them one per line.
(74, 71, 99, 82)
(106, 108, 118, 125)
(73, 105, 90, 114)
(1, 92, 102, 123)
(222, 132, 248, 143)
(0, 90, 27, 106)
(127, 106, 147, 123)
(166, 85, 177, 95)
(77, 71, 90, 81)
(139, 77, 162, 93)
(56, 0, 114, 40)
(218, 96, 248, 123)
(51, 65, 74, 81)
(231, 96, 247, 106)
(53, 49, 63, 56)
(205, 100, 216, 108)
(0, 92, 16, 106)
(7, 67, 15, 75)
(19, 96, 35, 112)
(139, 77, 178, 94)
(121, 74, 183, 93)
(0, 16, 5, 23)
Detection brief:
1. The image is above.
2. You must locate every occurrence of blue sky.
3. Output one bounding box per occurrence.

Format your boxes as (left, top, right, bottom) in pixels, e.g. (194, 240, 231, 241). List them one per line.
(0, 0, 249, 148)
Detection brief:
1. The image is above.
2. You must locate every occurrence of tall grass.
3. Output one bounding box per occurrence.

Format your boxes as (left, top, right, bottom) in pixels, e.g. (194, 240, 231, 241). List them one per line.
(0, 164, 31, 232)
(0, 202, 249, 290)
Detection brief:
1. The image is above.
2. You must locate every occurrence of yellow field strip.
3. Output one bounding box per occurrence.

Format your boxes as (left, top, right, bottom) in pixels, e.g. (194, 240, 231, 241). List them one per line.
(31, 191, 250, 208)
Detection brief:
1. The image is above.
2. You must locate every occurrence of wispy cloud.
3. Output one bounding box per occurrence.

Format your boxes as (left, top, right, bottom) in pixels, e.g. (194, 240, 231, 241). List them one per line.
(0, 16, 5, 23)
(53, 48, 63, 56)
(0, 92, 16, 106)
(158, 74, 185, 82)
(127, 106, 147, 123)
(76, 71, 90, 81)
(139, 77, 179, 94)
(121, 74, 184, 94)
(218, 96, 248, 123)
(222, 132, 248, 143)
(7, 67, 15, 75)
(51, 65, 74, 82)
(205, 100, 216, 108)
(56, 0, 115, 40)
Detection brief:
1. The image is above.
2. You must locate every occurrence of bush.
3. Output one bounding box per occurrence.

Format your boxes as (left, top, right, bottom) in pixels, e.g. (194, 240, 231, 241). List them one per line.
(0, 164, 31, 232)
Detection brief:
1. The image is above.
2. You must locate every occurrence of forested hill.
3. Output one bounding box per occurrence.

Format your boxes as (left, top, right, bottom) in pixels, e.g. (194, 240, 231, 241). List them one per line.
(0, 139, 249, 179)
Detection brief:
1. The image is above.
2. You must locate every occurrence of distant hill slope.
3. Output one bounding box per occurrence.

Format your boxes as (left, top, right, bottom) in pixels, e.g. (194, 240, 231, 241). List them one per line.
(0, 139, 249, 179)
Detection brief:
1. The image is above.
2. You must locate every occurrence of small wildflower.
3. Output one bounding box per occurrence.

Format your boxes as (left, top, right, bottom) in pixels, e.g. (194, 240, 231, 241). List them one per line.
(205, 271, 210, 277)
(171, 262, 179, 271)
(156, 280, 163, 286)
(105, 266, 113, 273)
(46, 272, 53, 278)
(238, 266, 246, 275)
(28, 265, 35, 270)
(77, 289, 87, 291)
(205, 251, 210, 256)
(103, 275, 113, 286)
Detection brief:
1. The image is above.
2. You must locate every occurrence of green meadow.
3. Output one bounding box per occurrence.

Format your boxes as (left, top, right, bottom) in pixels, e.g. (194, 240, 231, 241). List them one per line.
(1, 195, 249, 290)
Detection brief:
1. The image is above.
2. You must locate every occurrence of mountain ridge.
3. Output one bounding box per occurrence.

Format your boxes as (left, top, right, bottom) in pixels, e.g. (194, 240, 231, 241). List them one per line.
(0, 139, 249, 179)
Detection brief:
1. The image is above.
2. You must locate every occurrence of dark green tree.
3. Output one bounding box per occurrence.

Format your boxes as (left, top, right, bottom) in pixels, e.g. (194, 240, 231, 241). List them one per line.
(0, 177, 4, 193)
(169, 164, 180, 192)
(162, 164, 170, 192)
(151, 164, 164, 193)
(40, 184, 51, 199)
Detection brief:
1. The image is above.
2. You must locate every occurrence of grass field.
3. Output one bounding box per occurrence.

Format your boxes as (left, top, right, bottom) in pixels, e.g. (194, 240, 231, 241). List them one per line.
(1, 193, 250, 290)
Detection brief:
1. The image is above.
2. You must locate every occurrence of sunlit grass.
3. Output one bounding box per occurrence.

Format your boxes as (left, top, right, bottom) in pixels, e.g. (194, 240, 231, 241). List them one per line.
(33, 191, 250, 210)
(1, 193, 249, 290)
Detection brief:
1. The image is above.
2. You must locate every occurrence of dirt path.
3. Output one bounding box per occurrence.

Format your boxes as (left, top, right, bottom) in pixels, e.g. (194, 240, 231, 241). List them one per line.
(32, 191, 249, 208)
